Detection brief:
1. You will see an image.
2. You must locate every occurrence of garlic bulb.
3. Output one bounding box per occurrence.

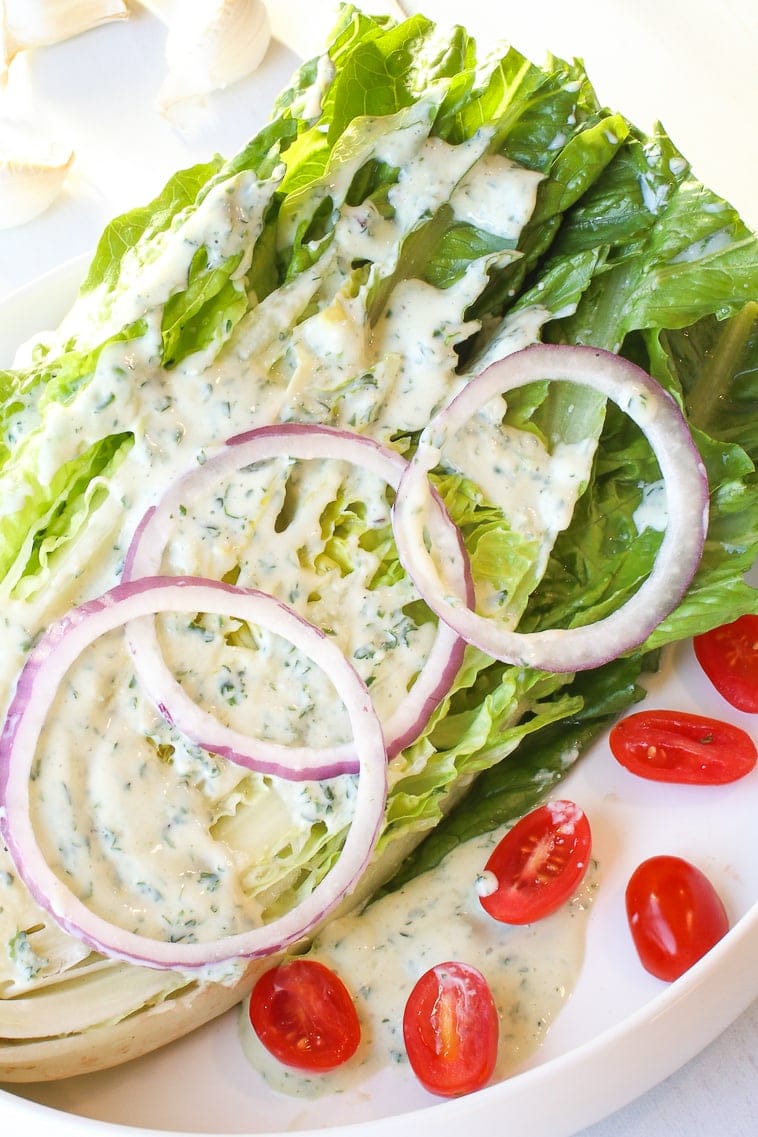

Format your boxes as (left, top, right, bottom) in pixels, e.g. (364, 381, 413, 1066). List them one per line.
(0, 123, 73, 229)
(156, 0, 271, 119)
(1, 0, 128, 80)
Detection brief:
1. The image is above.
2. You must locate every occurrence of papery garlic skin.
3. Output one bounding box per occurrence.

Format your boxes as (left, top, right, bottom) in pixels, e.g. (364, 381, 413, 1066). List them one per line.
(157, 0, 271, 118)
(132, 0, 176, 20)
(1, 0, 128, 83)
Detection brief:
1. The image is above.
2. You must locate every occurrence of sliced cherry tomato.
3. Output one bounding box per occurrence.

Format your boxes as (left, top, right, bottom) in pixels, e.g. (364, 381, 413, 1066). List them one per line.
(625, 855, 729, 982)
(609, 709, 757, 785)
(477, 800, 591, 925)
(402, 961, 498, 1097)
(693, 614, 758, 713)
(248, 958, 360, 1072)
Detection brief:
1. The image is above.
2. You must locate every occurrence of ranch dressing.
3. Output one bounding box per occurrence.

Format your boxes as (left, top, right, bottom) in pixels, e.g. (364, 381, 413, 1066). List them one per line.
(0, 126, 604, 1006)
(239, 824, 596, 1098)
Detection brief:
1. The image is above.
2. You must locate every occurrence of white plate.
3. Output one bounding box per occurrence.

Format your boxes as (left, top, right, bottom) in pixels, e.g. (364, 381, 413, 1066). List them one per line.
(0, 3, 756, 1135)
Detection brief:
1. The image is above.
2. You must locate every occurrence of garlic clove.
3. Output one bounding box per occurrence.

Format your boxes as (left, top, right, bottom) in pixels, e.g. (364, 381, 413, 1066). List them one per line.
(1, 0, 129, 84)
(157, 0, 271, 119)
(0, 129, 74, 229)
(2, 0, 128, 50)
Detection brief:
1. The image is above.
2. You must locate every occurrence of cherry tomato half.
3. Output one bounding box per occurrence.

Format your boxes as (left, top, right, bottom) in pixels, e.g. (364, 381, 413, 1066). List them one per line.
(248, 958, 361, 1072)
(402, 961, 498, 1097)
(625, 855, 729, 982)
(693, 614, 758, 713)
(609, 709, 757, 785)
(477, 800, 591, 925)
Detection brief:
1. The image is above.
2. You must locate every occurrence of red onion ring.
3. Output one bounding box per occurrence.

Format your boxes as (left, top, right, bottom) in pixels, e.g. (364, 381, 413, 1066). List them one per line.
(123, 424, 471, 776)
(0, 577, 387, 970)
(392, 343, 709, 673)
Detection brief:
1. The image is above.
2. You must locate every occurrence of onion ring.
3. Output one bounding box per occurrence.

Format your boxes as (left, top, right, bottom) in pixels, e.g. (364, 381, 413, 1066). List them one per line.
(123, 424, 471, 776)
(391, 343, 709, 673)
(0, 576, 387, 970)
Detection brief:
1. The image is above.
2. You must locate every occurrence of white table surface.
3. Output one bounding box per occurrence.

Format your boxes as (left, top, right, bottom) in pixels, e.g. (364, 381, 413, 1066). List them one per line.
(0, 3, 756, 1136)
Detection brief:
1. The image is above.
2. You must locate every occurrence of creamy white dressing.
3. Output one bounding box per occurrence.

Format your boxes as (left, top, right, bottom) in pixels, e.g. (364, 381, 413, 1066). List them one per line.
(0, 125, 593, 1013)
(277, 94, 448, 255)
(29, 628, 362, 944)
(633, 478, 667, 534)
(449, 154, 543, 241)
(471, 303, 553, 372)
(444, 415, 592, 544)
(150, 456, 434, 746)
(54, 170, 280, 356)
(671, 227, 733, 264)
(296, 53, 336, 123)
(239, 825, 596, 1098)
(335, 132, 495, 269)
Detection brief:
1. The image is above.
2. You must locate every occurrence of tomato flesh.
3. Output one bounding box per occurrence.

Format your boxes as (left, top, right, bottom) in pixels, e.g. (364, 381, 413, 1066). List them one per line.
(248, 958, 361, 1072)
(609, 709, 757, 785)
(693, 614, 758, 713)
(402, 961, 498, 1097)
(625, 855, 729, 982)
(478, 800, 591, 925)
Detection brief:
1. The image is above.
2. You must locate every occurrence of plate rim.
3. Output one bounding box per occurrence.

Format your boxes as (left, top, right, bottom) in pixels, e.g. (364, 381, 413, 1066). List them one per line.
(2, 901, 756, 1137)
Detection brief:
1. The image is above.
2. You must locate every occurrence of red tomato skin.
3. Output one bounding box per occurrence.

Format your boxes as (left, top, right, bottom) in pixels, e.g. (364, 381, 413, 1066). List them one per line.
(478, 800, 592, 925)
(625, 855, 729, 982)
(609, 709, 757, 785)
(248, 959, 361, 1072)
(402, 961, 498, 1097)
(693, 615, 758, 713)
